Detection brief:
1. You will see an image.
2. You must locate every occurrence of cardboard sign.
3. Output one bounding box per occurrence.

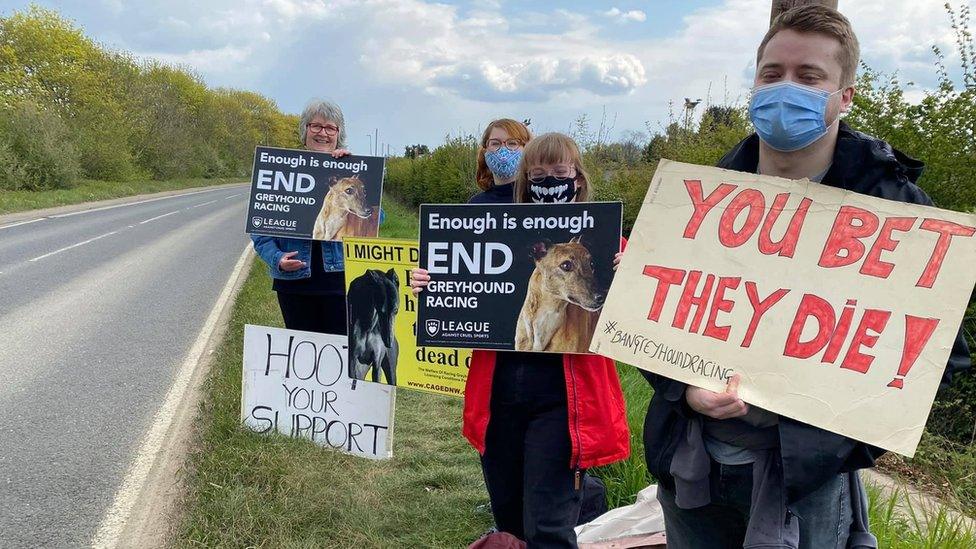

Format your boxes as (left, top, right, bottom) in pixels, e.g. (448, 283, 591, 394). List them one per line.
(241, 325, 395, 459)
(245, 146, 384, 241)
(590, 160, 976, 457)
(418, 202, 623, 353)
(343, 237, 471, 397)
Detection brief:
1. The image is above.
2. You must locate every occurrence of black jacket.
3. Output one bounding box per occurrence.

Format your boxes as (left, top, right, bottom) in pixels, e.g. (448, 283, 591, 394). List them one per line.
(642, 123, 973, 504)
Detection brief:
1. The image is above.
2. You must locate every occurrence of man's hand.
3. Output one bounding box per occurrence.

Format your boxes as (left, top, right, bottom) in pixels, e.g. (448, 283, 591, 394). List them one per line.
(613, 251, 623, 271)
(685, 374, 749, 419)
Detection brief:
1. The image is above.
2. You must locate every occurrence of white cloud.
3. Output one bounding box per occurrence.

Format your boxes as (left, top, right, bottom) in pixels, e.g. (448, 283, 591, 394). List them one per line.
(603, 7, 646, 23)
(37, 0, 976, 150)
(122, 0, 648, 103)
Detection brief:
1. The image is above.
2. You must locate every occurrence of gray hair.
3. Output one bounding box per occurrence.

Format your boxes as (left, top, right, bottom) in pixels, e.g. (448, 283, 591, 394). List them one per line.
(298, 98, 347, 148)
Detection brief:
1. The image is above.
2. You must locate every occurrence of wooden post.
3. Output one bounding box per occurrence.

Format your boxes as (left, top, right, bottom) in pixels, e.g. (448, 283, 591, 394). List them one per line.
(770, 0, 839, 25)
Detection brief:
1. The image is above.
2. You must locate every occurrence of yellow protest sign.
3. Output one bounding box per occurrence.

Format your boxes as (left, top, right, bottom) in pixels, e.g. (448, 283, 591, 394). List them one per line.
(344, 236, 470, 397)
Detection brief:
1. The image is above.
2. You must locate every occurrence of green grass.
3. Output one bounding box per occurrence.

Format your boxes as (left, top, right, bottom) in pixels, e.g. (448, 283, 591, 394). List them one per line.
(867, 485, 976, 549)
(0, 177, 242, 215)
(177, 195, 973, 547)
(177, 196, 492, 547)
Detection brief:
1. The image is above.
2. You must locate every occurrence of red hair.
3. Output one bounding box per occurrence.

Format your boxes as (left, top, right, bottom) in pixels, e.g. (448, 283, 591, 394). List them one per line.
(476, 119, 531, 191)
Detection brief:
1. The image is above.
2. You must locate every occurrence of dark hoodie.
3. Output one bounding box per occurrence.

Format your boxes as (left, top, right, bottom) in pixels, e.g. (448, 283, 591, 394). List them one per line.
(641, 122, 973, 504)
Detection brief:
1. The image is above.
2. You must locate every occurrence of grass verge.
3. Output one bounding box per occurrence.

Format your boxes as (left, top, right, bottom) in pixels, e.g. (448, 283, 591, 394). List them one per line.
(0, 177, 241, 215)
(177, 196, 974, 548)
(177, 197, 493, 547)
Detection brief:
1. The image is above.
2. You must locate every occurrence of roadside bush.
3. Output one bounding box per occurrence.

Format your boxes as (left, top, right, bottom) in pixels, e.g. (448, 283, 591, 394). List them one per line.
(0, 101, 80, 190)
(0, 7, 296, 185)
(385, 134, 479, 207)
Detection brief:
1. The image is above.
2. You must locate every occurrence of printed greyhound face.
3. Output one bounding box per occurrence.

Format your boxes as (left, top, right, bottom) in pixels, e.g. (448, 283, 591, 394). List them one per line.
(530, 237, 606, 311)
(328, 176, 372, 218)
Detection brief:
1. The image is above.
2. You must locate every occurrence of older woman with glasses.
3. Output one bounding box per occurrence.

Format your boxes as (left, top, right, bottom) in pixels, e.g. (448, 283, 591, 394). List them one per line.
(251, 98, 353, 334)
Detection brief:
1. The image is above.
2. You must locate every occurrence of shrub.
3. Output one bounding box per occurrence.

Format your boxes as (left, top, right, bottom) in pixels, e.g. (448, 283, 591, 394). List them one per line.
(0, 101, 80, 190)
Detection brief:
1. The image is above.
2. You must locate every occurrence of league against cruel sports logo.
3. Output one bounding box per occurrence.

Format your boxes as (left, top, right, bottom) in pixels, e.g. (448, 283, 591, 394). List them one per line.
(425, 318, 440, 337)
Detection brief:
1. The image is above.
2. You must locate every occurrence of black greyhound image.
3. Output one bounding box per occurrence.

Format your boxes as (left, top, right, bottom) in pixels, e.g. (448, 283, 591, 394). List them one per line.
(347, 268, 399, 387)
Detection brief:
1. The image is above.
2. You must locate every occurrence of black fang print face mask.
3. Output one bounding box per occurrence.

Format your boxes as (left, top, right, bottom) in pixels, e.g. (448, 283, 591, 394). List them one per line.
(529, 176, 578, 203)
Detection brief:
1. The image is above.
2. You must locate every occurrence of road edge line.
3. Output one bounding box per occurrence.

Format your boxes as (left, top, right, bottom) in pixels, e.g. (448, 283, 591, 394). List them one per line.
(91, 244, 255, 549)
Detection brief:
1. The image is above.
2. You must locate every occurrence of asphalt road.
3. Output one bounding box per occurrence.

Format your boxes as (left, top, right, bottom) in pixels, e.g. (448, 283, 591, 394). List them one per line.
(0, 185, 251, 547)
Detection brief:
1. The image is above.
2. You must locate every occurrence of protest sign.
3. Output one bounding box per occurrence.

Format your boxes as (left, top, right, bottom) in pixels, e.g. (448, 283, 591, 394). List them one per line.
(245, 146, 384, 241)
(344, 236, 471, 397)
(241, 324, 395, 459)
(590, 160, 976, 456)
(418, 202, 622, 353)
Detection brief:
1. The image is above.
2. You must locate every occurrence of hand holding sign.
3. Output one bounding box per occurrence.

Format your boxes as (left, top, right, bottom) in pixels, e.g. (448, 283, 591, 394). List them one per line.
(686, 374, 749, 420)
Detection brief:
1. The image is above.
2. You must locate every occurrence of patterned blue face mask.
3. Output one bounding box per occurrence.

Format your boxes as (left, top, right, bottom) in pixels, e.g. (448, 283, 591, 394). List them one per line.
(484, 147, 522, 180)
(749, 81, 843, 152)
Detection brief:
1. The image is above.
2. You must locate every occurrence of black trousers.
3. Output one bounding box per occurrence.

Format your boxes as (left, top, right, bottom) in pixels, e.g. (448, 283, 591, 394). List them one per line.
(480, 356, 581, 548)
(275, 292, 347, 335)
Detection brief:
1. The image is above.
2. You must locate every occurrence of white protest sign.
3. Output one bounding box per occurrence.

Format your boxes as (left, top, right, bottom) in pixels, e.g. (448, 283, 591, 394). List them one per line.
(591, 160, 976, 457)
(242, 324, 395, 459)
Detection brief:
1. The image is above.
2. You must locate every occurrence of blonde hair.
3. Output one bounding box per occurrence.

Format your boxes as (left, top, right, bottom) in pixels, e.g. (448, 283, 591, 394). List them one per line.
(514, 132, 591, 204)
(476, 119, 532, 191)
(758, 5, 860, 86)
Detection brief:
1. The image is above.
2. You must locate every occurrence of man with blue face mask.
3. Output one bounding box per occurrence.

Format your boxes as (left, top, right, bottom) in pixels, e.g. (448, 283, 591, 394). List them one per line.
(641, 6, 972, 549)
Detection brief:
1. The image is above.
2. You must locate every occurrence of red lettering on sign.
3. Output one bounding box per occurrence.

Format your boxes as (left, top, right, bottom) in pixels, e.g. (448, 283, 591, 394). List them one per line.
(682, 180, 737, 239)
(840, 309, 891, 374)
(859, 216, 916, 278)
(673, 271, 715, 333)
(642, 265, 687, 322)
(703, 276, 742, 342)
(888, 315, 940, 388)
(718, 190, 765, 248)
(758, 194, 812, 258)
(741, 283, 790, 348)
(784, 294, 836, 359)
(916, 219, 976, 288)
(818, 206, 880, 268)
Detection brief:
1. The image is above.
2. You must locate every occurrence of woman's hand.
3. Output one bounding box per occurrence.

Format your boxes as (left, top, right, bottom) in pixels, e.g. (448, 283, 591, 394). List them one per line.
(278, 251, 306, 272)
(613, 251, 623, 271)
(330, 149, 352, 158)
(410, 268, 430, 295)
(685, 374, 749, 420)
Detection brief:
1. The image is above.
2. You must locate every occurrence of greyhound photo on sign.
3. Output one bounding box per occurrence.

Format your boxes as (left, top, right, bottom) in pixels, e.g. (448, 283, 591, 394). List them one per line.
(245, 146, 384, 241)
(417, 202, 622, 353)
(344, 237, 472, 398)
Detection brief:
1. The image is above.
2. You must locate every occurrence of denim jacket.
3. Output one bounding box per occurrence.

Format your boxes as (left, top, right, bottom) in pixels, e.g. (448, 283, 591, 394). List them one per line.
(251, 236, 344, 279)
(250, 209, 384, 280)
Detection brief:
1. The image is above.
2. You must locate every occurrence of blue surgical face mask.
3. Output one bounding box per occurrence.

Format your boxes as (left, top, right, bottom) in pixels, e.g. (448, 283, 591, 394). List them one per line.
(484, 147, 522, 181)
(749, 81, 843, 152)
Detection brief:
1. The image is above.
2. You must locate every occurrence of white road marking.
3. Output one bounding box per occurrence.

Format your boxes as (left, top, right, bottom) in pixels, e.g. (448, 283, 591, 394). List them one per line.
(28, 230, 120, 262)
(90, 245, 253, 549)
(223, 193, 243, 200)
(0, 218, 44, 231)
(190, 199, 220, 209)
(138, 210, 180, 224)
(47, 188, 229, 219)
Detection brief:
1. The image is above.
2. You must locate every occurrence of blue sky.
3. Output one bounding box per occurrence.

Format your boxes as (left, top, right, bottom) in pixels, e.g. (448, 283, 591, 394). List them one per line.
(2, 1, 970, 154)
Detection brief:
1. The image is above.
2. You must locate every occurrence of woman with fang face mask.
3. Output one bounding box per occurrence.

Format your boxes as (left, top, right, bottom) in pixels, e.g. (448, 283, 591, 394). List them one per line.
(411, 128, 631, 548)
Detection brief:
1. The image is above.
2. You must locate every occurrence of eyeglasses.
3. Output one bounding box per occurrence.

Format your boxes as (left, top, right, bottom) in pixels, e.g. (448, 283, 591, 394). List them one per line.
(486, 139, 523, 152)
(528, 165, 576, 183)
(307, 123, 339, 136)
